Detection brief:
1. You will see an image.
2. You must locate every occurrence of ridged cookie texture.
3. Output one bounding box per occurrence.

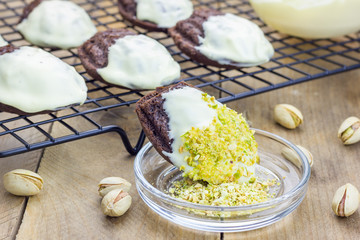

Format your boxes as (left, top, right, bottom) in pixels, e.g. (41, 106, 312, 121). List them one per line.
(135, 82, 192, 162)
(78, 28, 136, 84)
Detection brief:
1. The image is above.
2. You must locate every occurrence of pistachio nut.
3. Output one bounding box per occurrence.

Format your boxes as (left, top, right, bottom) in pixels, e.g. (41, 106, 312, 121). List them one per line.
(281, 145, 313, 168)
(98, 177, 131, 197)
(101, 189, 132, 217)
(274, 104, 303, 129)
(3, 169, 43, 196)
(338, 116, 360, 145)
(332, 183, 359, 217)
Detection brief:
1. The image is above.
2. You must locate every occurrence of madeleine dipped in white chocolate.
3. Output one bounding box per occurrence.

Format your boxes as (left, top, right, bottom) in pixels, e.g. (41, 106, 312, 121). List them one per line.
(0, 46, 87, 115)
(136, 82, 258, 184)
(169, 9, 274, 69)
(17, 0, 97, 49)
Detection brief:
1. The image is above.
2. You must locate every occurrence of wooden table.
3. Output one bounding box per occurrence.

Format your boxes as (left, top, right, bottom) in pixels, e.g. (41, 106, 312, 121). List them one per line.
(1, 68, 360, 239)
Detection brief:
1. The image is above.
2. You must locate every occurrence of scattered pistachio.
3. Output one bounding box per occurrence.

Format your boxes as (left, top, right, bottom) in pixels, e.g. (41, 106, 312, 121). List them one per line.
(3, 169, 43, 196)
(101, 189, 132, 217)
(338, 116, 360, 145)
(98, 177, 131, 197)
(274, 104, 303, 129)
(332, 183, 359, 217)
(281, 145, 313, 168)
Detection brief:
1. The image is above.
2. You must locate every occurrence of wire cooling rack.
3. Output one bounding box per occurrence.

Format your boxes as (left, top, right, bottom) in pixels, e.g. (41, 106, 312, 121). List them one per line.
(0, 0, 359, 158)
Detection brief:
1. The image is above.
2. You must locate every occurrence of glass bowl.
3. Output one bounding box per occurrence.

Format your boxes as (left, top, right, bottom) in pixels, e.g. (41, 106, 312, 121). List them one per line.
(134, 129, 311, 232)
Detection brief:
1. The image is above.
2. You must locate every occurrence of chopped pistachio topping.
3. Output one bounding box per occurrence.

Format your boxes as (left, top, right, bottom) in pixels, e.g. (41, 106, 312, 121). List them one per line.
(169, 178, 276, 207)
(180, 93, 259, 184)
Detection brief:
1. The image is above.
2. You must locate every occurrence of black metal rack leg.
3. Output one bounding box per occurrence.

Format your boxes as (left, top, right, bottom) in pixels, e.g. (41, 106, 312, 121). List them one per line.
(113, 128, 146, 155)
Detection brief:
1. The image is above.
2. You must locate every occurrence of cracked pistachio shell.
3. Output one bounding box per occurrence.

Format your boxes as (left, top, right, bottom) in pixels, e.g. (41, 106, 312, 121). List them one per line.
(338, 116, 360, 145)
(274, 104, 303, 129)
(98, 177, 131, 197)
(281, 145, 313, 168)
(3, 169, 43, 196)
(332, 183, 359, 217)
(101, 189, 132, 217)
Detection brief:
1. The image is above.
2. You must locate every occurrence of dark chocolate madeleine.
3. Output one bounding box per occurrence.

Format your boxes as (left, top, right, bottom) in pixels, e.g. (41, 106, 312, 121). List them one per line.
(17, 0, 97, 49)
(118, 0, 166, 32)
(78, 28, 136, 84)
(0, 45, 87, 115)
(118, 0, 193, 32)
(135, 82, 193, 162)
(168, 8, 233, 68)
(169, 8, 274, 69)
(78, 28, 180, 90)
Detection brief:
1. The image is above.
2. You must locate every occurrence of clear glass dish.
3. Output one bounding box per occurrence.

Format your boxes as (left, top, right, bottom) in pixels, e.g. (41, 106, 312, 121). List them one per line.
(134, 129, 311, 232)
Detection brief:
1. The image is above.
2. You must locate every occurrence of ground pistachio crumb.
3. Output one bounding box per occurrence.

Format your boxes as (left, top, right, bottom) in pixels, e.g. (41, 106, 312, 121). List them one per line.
(169, 177, 277, 207)
(180, 93, 259, 184)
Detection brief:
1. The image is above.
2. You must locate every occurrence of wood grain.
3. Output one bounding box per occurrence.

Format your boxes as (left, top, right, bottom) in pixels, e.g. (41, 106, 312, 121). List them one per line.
(0, 113, 50, 240)
(1, 0, 359, 239)
(15, 104, 219, 240)
(224, 69, 360, 239)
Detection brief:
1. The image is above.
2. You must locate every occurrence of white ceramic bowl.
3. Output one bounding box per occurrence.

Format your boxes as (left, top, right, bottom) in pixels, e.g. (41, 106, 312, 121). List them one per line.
(134, 129, 311, 232)
(249, 0, 360, 39)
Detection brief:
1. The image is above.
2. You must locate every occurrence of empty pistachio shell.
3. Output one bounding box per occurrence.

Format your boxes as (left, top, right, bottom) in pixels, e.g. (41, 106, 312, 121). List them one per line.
(281, 145, 313, 168)
(3, 169, 43, 196)
(98, 177, 131, 197)
(332, 183, 359, 217)
(338, 116, 360, 145)
(274, 104, 303, 129)
(101, 189, 132, 217)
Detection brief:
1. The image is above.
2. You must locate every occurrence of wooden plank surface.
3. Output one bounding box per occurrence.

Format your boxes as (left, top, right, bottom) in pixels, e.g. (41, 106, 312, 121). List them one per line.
(1, 1, 359, 239)
(224, 69, 360, 240)
(0, 69, 357, 239)
(13, 104, 220, 240)
(0, 113, 50, 240)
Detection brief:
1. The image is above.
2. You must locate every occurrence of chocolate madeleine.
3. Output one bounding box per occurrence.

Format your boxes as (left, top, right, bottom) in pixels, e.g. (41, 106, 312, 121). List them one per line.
(78, 28, 180, 90)
(168, 9, 232, 68)
(169, 8, 274, 69)
(118, 0, 165, 32)
(0, 45, 48, 115)
(0, 45, 87, 115)
(135, 82, 192, 162)
(118, 0, 193, 32)
(17, 0, 97, 49)
(135, 81, 259, 184)
(78, 29, 136, 85)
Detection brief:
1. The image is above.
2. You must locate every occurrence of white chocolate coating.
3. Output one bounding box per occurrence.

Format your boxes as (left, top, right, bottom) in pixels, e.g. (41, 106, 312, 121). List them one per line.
(196, 13, 274, 67)
(0, 46, 87, 113)
(97, 35, 180, 89)
(162, 87, 255, 182)
(162, 87, 218, 172)
(17, 0, 97, 49)
(0, 35, 8, 47)
(136, 0, 193, 28)
(250, 0, 360, 38)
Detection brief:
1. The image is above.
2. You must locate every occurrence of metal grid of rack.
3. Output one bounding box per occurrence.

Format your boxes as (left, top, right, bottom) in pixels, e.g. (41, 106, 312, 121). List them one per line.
(0, 0, 359, 157)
